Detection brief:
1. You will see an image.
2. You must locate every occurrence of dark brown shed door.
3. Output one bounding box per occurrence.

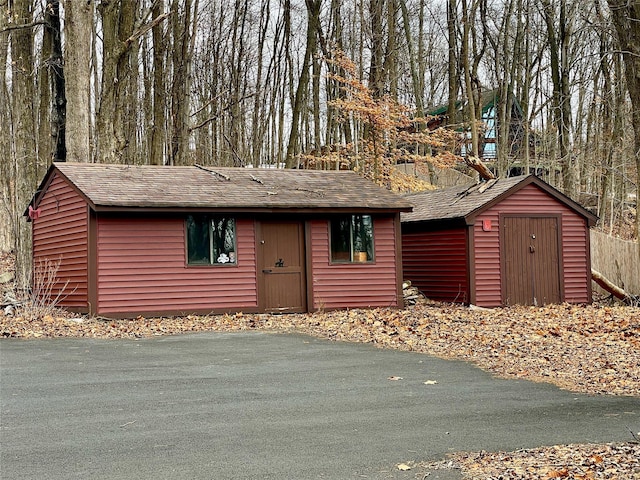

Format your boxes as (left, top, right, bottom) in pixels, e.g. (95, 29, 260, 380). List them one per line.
(257, 221, 307, 313)
(502, 216, 562, 306)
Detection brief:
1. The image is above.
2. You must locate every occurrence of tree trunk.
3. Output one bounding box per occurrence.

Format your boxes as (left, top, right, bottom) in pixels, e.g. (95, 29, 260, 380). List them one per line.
(384, 0, 398, 100)
(607, 0, 640, 242)
(461, 0, 480, 158)
(369, 0, 385, 99)
(10, 0, 37, 291)
(446, 0, 459, 123)
(96, 0, 137, 164)
(169, 0, 198, 166)
(398, 0, 424, 117)
(285, 0, 320, 167)
(62, 0, 92, 163)
(326, 0, 352, 147)
(37, 7, 52, 168)
(251, 0, 270, 167)
(0, 0, 12, 251)
(149, 0, 166, 165)
(42, 0, 65, 164)
(541, 0, 576, 197)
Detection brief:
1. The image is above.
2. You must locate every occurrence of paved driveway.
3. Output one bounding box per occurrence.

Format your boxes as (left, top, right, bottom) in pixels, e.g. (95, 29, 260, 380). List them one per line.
(1, 332, 638, 479)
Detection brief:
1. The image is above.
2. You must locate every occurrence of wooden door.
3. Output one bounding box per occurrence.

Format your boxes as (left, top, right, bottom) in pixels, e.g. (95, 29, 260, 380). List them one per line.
(257, 221, 306, 312)
(502, 216, 562, 306)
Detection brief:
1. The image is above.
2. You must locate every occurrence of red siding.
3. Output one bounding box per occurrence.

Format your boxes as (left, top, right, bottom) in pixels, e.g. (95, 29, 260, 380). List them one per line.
(402, 228, 468, 302)
(473, 211, 502, 307)
(560, 215, 591, 303)
(473, 183, 591, 307)
(32, 173, 89, 309)
(310, 217, 400, 309)
(96, 218, 258, 315)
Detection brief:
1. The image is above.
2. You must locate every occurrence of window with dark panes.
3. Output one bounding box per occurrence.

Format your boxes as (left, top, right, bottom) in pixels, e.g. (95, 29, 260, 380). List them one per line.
(186, 215, 237, 265)
(330, 215, 374, 263)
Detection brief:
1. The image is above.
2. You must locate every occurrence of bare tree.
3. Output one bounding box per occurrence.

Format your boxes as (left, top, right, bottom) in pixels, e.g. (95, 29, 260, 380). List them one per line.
(1, 0, 637, 263)
(285, 0, 322, 167)
(9, 0, 38, 290)
(607, 0, 640, 240)
(446, 0, 460, 121)
(63, 0, 93, 163)
(95, 0, 138, 163)
(41, 0, 65, 163)
(540, 0, 576, 197)
(150, 0, 166, 165)
(169, 0, 198, 165)
(369, 0, 386, 98)
(0, 0, 12, 251)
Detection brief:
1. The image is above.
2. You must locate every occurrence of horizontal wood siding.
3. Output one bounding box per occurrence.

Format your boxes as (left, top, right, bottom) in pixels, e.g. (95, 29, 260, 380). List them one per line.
(474, 184, 590, 306)
(402, 228, 468, 302)
(472, 212, 502, 307)
(310, 217, 400, 309)
(561, 215, 591, 303)
(96, 217, 257, 315)
(32, 172, 88, 309)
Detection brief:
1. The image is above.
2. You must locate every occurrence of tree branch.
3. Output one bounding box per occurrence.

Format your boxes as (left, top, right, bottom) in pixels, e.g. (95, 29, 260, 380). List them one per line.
(0, 20, 47, 34)
(124, 12, 172, 49)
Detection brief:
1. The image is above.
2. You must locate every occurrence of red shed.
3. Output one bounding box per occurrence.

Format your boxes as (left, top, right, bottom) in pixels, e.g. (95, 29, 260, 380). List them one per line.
(401, 175, 598, 307)
(28, 163, 411, 317)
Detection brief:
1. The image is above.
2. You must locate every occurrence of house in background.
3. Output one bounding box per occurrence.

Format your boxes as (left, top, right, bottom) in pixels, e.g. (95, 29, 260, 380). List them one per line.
(27, 163, 411, 317)
(401, 175, 598, 307)
(428, 88, 530, 168)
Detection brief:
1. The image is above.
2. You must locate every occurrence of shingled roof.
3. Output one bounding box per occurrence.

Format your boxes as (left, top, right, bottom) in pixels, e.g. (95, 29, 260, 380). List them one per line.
(32, 162, 412, 213)
(402, 175, 597, 226)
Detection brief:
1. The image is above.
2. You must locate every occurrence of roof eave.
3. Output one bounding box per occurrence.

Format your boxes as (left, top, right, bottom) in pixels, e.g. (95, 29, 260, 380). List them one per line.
(91, 205, 412, 215)
(25, 163, 99, 221)
(461, 175, 598, 226)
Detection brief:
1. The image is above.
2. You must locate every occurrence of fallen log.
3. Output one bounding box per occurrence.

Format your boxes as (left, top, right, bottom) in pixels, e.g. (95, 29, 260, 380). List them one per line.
(464, 156, 496, 180)
(591, 269, 639, 306)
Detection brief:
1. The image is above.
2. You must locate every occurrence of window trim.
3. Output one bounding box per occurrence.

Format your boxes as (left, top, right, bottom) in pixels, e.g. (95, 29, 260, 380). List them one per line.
(329, 214, 375, 264)
(185, 215, 238, 267)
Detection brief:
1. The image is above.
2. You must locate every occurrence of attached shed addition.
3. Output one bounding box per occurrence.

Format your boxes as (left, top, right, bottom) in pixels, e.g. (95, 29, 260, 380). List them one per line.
(401, 175, 598, 307)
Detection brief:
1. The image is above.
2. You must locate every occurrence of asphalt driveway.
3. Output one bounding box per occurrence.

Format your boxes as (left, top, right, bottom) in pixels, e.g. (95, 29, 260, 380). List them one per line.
(1, 331, 638, 479)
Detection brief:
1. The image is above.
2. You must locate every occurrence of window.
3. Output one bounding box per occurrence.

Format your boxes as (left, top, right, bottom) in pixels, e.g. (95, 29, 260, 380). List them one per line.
(330, 215, 374, 263)
(186, 215, 237, 265)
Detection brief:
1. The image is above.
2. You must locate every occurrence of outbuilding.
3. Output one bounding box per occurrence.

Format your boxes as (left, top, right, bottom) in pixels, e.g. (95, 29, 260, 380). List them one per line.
(401, 175, 598, 307)
(28, 162, 411, 317)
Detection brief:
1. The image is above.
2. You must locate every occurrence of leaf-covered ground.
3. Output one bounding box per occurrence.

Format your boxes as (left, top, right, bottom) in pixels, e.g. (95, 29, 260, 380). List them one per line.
(1, 301, 639, 479)
(2, 302, 638, 396)
(423, 442, 640, 479)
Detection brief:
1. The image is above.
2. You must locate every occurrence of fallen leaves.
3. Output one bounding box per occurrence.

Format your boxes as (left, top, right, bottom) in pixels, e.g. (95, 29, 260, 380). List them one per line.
(424, 442, 640, 480)
(1, 300, 639, 480)
(1, 302, 639, 397)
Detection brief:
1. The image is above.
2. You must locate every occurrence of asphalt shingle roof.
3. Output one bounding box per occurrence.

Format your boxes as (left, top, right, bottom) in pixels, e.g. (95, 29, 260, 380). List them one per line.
(401, 174, 602, 226)
(402, 176, 529, 223)
(48, 162, 412, 212)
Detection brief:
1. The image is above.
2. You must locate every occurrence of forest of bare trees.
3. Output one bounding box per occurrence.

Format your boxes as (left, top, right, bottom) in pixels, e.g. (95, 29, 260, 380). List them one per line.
(1, 0, 638, 290)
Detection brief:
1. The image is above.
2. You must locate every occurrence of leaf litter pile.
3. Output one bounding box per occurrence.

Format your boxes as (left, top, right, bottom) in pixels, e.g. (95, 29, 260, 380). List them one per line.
(2, 301, 639, 479)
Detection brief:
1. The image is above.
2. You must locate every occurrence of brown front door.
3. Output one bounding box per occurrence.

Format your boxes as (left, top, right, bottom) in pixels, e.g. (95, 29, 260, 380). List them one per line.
(257, 221, 307, 313)
(502, 216, 562, 306)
